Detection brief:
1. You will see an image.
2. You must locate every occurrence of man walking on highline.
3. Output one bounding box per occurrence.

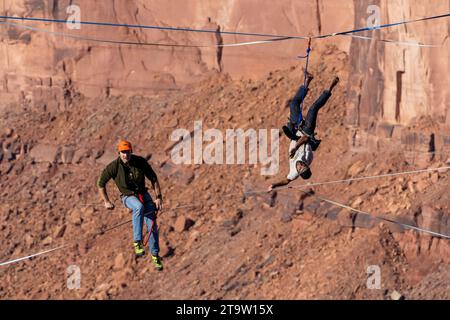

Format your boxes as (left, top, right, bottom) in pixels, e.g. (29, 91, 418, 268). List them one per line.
(97, 140, 164, 271)
(268, 75, 339, 191)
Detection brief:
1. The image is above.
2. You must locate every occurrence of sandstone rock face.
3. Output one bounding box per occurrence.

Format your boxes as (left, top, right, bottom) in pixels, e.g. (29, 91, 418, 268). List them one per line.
(346, 0, 449, 152)
(348, 0, 450, 125)
(0, 38, 448, 299)
(0, 0, 352, 104)
(0, 0, 448, 146)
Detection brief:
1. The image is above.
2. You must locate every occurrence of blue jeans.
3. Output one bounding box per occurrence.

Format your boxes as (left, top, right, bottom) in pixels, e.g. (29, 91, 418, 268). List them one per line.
(121, 191, 159, 256)
(301, 90, 332, 136)
(289, 85, 309, 125)
(289, 84, 332, 136)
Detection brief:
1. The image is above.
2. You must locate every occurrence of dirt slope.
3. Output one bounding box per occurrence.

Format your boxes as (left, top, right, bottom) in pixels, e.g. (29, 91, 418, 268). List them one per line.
(0, 45, 449, 300)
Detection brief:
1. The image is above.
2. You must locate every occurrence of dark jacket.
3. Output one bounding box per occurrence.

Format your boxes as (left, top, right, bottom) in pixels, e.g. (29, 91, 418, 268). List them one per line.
(97, 155, 157, 196)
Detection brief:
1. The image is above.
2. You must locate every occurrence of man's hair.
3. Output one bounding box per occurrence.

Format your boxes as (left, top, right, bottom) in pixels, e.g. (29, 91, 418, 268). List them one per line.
(296, 161, 311, 179)
(300, 168, 312, 179)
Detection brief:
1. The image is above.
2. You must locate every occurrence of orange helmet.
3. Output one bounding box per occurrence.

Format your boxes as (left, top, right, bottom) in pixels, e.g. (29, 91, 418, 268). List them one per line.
(117, 140, 132, 152)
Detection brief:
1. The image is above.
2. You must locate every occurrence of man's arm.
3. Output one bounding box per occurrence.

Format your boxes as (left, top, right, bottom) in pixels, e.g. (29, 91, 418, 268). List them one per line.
(98, 187, 114, 209)
(143, 160, 163, 211)
(290, 135, 309, 157)
(149, 176, 162, 201)
(97, 166, 115, 209)
(268, 178, 292, 192)
(152, 179, 163, 211)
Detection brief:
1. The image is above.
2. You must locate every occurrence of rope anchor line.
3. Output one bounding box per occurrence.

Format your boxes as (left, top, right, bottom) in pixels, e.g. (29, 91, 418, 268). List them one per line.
(0, 12, 449, 268)
(0, 13, 448, 48)
(0, 13, 448, 39)
(1, 165, 449, 267)
(304, 191, 450, 240)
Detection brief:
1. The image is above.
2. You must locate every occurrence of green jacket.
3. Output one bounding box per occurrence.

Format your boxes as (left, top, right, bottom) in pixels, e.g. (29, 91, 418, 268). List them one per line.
(97, 155, 158, 196)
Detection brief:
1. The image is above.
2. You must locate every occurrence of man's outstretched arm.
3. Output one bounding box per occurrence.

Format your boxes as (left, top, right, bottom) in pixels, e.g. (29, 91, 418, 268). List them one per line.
(143, 161, 163, 211)
(268, 178, 292, 192)
(98, 187, 115, 209)
(97, 166, 115, 209)
(151, 178, 163, 211)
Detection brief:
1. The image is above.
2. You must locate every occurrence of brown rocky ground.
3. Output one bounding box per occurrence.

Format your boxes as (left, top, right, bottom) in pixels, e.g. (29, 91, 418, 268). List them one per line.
(0, 45, 448, 300)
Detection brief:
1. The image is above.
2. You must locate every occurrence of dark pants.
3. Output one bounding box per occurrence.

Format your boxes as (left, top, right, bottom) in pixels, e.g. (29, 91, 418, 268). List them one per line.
(289, 85, 309, 124)
(301, 90, 332, 136)
(289, 84, 332, 136)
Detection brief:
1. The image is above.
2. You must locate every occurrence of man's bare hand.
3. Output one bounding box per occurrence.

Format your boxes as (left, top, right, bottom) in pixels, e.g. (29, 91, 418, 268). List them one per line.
(154, 198, 163, 211)
(104, 201, 115, 210)
(267, 185, 274, 193)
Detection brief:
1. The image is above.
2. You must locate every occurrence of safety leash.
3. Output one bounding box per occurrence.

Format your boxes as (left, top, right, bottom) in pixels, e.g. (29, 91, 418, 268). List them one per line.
(137, 193, 158, 247)
(296, 37, 312, 128)
(143, 214, 157, 247)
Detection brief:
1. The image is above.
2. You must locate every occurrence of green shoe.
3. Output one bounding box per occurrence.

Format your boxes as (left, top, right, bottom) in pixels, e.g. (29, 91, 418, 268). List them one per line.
(151, 255, 163, 271)
(133, 241, 145, 257)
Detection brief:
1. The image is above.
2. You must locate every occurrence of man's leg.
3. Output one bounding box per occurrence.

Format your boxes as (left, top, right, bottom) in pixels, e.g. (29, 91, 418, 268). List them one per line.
(301, 91, 331, 136)
(302, 77, 339, 136)
(122, 195, 146, 257)
(142, 192, 160, 256)
(283, 73, 314, 139)
(289, 85, 309, 125)
(141, 192, 163, 270)
(288, 72, 314, 125)
(122, 195, 145, 242)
